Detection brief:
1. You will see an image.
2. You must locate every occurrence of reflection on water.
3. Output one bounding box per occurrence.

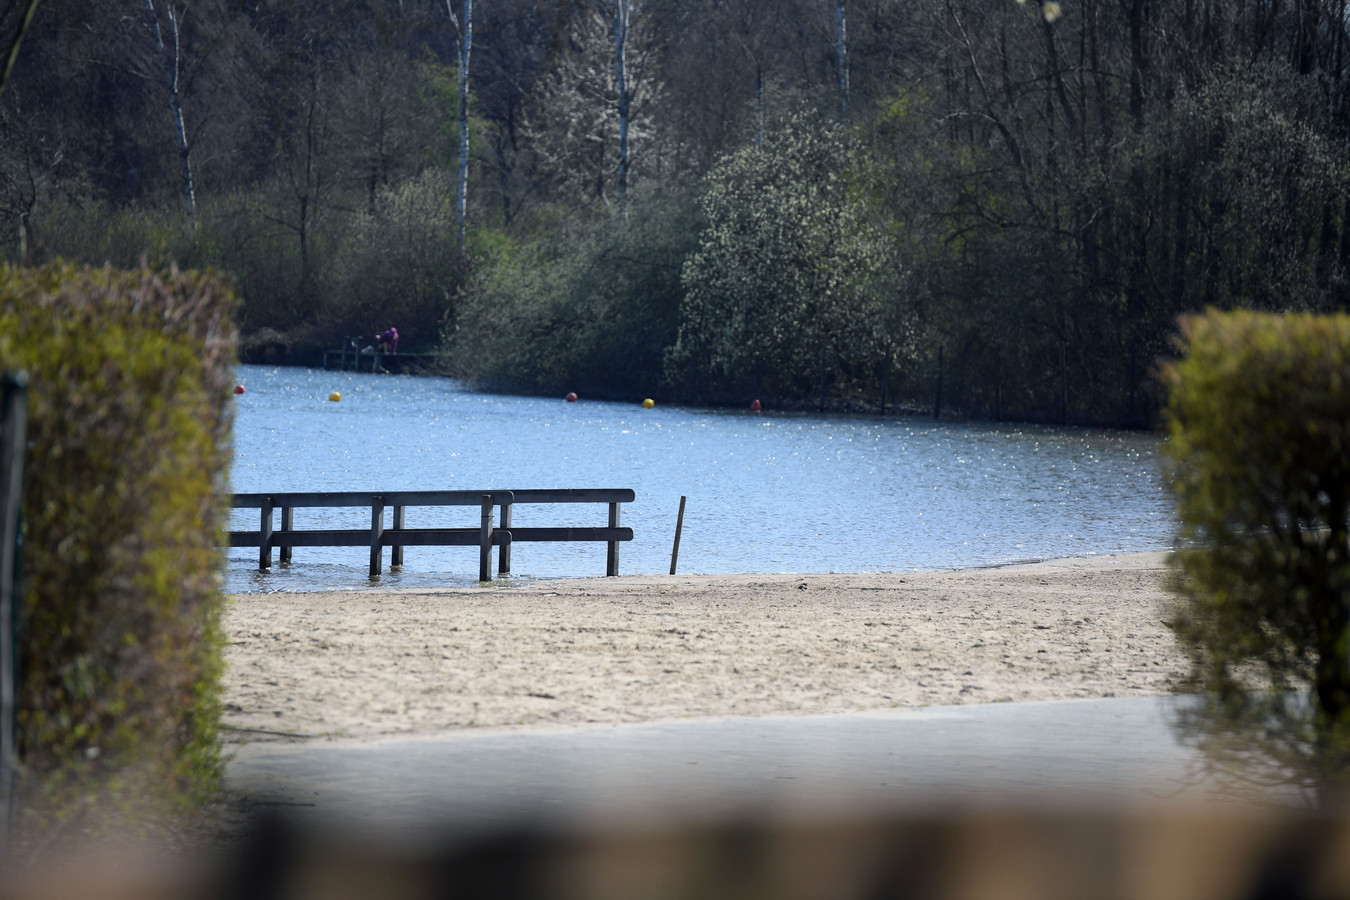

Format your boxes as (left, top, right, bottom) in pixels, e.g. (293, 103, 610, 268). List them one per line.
(227, 365, 1172, 592)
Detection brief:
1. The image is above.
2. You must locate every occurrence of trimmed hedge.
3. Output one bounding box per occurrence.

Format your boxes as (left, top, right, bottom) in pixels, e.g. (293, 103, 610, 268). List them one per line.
(1164, 309, 1350, 801)
(0, 263, 236, 830)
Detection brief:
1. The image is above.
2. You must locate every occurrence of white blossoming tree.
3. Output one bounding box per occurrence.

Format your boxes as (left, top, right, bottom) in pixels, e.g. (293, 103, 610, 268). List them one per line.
(668, 114, 902, 403)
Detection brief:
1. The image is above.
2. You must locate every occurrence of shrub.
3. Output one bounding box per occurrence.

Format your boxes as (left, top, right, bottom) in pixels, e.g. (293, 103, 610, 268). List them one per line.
(450, 188, 697, 398)
(1164, 309, 1350, 804)
(667, 113, 901, 405)
(0, 263, 236, 835)
(327, 169, 461, 352)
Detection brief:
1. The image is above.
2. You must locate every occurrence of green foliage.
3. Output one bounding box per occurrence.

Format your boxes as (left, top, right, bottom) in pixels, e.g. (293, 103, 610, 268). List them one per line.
(0, 263, 236, 832)
(328, 169, 461, 349)
(668, 114, 906, 404)
(1110, 65, 1350, 318)
(416, 59, 486, 172)
(449, 188, 698, 397)
(417, 60, 465, 169)
(1164, 309, 1350, 801)
(36, 200, 180, 270)
(12, 2, 1350, 421)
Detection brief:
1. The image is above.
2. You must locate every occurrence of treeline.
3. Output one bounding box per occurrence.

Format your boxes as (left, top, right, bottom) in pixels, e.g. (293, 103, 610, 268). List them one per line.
(4, 0, 1350, 424)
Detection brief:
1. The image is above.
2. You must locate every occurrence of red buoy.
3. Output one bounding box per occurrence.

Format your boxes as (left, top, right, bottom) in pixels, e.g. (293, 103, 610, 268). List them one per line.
(750, 398, 761, 411)
(565, 392, 578, 402)
(234, 384, 246, 395)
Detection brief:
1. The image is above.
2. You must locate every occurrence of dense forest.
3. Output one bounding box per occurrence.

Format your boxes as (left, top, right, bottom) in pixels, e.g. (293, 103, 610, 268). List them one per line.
(4, 0, 1350, 424)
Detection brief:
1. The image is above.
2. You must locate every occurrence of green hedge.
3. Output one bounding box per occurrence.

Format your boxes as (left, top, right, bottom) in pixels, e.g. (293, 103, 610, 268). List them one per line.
(1164, 309, 1350, 802)
(0, 263, 236, 831)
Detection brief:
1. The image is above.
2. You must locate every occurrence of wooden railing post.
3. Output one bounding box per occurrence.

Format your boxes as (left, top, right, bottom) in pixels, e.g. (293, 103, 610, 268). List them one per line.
(498, 491, 513, 575)
(607, 501, 621, 576)
(479, 494, 493, 582)
(369, 496, 385, 577)
(391, 505, 405, 567)
(259, 498, 273, 570)
(280, 506, 294, 563)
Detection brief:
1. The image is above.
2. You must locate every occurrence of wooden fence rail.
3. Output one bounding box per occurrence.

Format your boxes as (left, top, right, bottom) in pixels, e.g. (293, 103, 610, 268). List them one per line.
(228, 489, 634, 580)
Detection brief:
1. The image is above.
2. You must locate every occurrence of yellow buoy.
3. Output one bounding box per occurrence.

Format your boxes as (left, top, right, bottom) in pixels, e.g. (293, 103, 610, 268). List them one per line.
(329, 391, 342, 402)
(642, 398, 655, 409)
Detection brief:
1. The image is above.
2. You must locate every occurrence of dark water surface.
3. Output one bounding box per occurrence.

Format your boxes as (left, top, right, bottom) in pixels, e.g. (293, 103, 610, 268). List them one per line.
(226, 365, 1172, 592)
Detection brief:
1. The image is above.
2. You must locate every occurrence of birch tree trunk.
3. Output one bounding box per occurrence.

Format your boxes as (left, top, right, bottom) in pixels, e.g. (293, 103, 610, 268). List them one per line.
(144, 0, 196, 231)
(835, 0, 848, 116)
(0, 0, 42, 96)
(614, 0, 630, 204)
(446, 0, 472, 249)
(755, 63, 763, 146)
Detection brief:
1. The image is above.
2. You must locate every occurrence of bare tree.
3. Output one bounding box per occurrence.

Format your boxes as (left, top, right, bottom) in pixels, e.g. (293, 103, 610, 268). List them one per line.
(609, 0, 659, 206)
(834, 0, 846, 116)
(614, 0, 629, 202)
(521, 3, 660, 208)
(143, 0, 196, 229)
(1, 0, 43, 258)
(465, 0, 569, 227)
(445, 0, 472, 248)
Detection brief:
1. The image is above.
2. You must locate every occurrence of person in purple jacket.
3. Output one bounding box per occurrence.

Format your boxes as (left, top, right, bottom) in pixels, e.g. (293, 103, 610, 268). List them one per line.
(376, 326, 399, 354)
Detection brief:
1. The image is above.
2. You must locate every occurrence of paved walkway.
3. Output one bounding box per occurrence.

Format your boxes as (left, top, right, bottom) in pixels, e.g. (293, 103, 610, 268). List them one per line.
(226, 696, 1297, 842)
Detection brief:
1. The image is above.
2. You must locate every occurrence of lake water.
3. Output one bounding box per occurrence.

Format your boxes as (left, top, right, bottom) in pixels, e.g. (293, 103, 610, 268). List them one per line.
(226, 365, 1174, 592)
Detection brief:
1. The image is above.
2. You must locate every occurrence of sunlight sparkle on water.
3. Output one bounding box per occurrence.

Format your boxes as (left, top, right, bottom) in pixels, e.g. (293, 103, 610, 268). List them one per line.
(227, 365, 1172, 591)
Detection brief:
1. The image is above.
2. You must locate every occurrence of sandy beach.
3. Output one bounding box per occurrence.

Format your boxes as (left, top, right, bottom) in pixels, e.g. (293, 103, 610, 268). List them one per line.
(220, 552, 1187, 742)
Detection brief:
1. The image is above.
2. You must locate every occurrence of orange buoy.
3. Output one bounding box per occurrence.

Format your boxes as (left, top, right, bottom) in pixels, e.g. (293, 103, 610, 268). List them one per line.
(234, 384, 246, 395)
(642, 398, 655, 409)
(750, 398, 762, 411)
(565, 392, 578, 402)
(329, 391, 342, 402)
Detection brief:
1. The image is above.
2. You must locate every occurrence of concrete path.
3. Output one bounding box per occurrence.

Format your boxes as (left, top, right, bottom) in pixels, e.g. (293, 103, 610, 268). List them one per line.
(226, 696, 1297, 843)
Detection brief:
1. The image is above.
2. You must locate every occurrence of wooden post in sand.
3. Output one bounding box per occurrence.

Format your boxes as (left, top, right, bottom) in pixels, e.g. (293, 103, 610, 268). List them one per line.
(669, 495, 687, 575)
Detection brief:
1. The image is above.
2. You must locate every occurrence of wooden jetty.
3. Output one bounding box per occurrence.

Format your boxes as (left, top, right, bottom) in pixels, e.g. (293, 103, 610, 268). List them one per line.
(322, 337, 440, 374)
(229, 489, 634, 581)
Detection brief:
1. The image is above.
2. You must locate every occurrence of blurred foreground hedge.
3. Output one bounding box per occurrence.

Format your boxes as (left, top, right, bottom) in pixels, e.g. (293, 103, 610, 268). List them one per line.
(0, 263, 236, 832)
(1164, 309, 1350, 803)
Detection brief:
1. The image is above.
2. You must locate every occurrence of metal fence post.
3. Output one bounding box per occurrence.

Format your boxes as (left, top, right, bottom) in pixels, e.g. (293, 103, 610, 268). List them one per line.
(0, 372, 29, 846)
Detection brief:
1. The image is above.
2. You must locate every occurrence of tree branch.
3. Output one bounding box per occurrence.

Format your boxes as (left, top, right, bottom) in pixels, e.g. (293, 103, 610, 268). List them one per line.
(0, 0, 42, 95)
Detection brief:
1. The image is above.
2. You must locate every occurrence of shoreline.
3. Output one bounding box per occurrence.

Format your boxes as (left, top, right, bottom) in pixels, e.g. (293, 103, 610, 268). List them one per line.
(223, 548, 1173, 595)
(222, 551, 1186, 743)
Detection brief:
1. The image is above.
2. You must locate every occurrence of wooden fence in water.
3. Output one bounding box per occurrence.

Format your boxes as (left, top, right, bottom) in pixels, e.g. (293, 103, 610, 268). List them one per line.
(229, 489, 634, 581)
